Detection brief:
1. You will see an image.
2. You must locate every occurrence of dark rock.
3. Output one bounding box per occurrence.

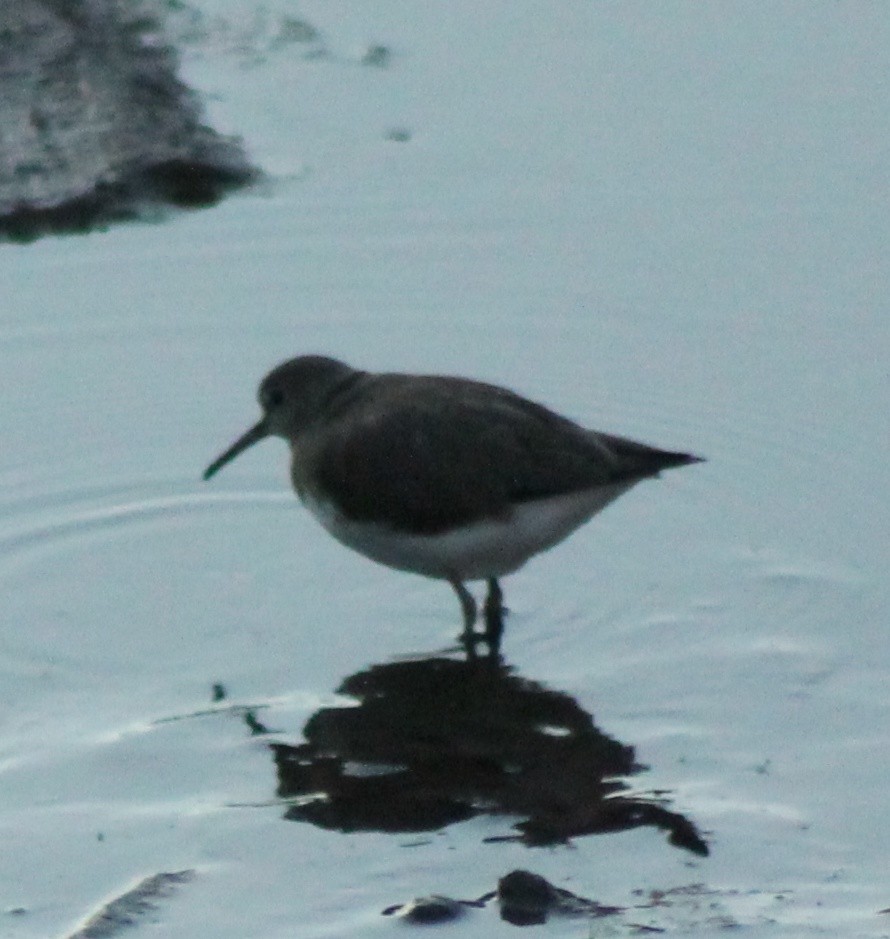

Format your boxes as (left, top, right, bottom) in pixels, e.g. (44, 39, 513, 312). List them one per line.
(497, 869, 624, 926)
(382, 895, 468, 924)
(0, 0, 258, 241)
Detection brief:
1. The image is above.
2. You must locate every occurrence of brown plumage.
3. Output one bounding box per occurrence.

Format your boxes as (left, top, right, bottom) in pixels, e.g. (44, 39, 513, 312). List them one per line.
(204, 356, 703, 648)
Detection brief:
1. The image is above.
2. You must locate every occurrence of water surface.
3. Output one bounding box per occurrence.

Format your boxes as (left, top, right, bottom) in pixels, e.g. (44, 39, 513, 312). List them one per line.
(1, 3, 888, 937)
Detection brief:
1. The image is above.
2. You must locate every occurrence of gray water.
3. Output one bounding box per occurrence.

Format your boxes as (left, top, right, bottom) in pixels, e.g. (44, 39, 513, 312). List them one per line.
(2, 3, 888, 936)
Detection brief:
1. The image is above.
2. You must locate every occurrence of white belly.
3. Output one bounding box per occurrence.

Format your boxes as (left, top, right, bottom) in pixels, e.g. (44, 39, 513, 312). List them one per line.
(301, 482, 636, 581)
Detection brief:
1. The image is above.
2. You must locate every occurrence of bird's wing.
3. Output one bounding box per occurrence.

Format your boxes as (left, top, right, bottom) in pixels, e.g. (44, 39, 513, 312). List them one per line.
(311, 377, 631, 534)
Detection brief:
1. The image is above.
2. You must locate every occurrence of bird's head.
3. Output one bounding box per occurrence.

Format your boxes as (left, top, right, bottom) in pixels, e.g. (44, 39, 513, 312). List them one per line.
(203, 356, 356, 480)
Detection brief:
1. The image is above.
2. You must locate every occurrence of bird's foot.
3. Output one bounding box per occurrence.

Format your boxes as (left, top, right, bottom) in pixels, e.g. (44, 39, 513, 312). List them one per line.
(451, 578, 505, 658)
(482, 578, 506, 652)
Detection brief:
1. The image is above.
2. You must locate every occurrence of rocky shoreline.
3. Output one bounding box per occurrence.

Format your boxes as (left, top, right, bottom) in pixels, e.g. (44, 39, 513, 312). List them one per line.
(0, 1, 258, 241)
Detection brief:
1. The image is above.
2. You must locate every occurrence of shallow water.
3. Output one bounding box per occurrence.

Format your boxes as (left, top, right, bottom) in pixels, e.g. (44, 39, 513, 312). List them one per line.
(2, 2, 889, 937)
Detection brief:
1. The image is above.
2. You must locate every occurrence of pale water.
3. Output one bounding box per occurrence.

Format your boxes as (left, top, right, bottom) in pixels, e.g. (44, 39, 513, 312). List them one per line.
(2, 3, 889, 937)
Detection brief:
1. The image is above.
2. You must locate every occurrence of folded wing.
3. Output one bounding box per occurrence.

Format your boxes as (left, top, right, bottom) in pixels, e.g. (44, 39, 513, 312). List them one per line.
(314, 376, 699, 534)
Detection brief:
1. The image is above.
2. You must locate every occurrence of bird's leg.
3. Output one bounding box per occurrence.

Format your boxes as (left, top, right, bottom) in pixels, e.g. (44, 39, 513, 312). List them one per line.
(450, 580, 478, 640)
(483, 577, 505, 650)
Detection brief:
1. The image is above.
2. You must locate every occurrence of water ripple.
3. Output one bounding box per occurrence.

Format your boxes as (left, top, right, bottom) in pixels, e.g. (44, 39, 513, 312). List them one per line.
(0, 477, 291, 570)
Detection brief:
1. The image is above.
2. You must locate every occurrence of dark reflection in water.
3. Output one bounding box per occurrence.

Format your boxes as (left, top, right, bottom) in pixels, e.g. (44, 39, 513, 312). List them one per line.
(271, 652, 708, 856)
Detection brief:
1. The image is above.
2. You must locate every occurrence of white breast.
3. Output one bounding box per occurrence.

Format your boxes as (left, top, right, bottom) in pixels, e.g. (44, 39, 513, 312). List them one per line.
(301, 481, 636, 582)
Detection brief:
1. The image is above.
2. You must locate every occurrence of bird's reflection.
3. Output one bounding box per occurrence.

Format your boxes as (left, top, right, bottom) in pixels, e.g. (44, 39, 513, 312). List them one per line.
(271, 650, 708, 856)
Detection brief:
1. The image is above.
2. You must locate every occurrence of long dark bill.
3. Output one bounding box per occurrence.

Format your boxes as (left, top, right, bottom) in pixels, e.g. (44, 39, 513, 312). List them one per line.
(203, 420, 269, 480)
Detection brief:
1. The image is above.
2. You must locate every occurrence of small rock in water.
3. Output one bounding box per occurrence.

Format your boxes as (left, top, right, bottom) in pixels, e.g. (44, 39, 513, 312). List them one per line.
(382, 895, 468, 924)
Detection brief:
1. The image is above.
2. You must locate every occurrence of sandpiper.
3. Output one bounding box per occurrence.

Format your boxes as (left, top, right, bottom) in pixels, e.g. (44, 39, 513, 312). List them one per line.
(203, 356, 702, 647)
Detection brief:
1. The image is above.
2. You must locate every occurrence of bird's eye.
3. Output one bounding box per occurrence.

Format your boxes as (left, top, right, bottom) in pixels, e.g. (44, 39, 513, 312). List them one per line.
(262, 387, 284, 410)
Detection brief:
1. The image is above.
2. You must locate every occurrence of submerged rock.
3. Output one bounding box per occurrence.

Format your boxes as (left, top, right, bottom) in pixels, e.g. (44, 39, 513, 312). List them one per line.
(497, 869, 623, 926)
(0, 0, 258, 241)
(382, 895, 471, 924)
(381, 870, 626, 927)
(64, 870, 195, 939)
